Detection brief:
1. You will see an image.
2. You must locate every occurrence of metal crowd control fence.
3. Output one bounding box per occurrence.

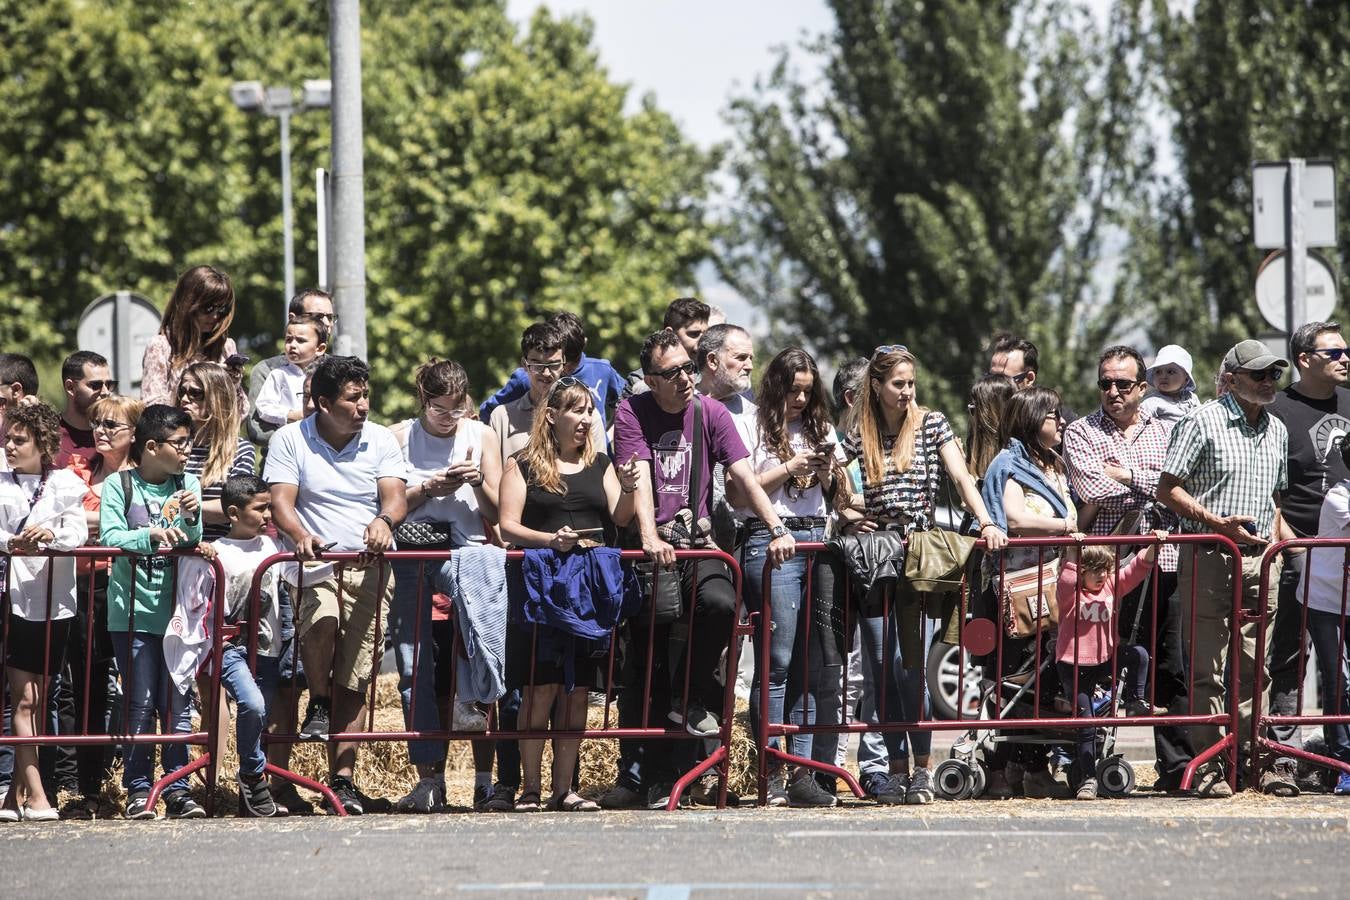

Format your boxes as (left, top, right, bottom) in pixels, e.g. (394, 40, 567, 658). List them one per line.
(0, 547, 228, 815)
(753, 534, 1250, 804)
(245, 547, 746, 815)
(1251, 538, 1350, 786)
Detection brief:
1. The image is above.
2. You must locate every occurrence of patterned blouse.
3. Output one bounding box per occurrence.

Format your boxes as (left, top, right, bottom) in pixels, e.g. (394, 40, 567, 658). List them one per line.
(140, 333, 249, 417)
(842, 410, 955, 530)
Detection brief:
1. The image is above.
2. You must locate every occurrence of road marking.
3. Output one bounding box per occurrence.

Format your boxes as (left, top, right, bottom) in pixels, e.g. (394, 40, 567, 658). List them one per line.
(646, 886, 691, 900)
(784, 829, 1111, 838)
(456, 883, 862, 893)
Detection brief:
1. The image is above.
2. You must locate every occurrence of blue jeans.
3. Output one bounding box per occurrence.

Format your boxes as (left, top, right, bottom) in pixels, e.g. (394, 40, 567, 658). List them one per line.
(856, 614, 905, 775)
(219, 645, 280, 778)
(885, 591, 937, 761)
(742, 523, 843, 764)
(111, 632, 194, 795)
(1306, 608, 1350, 765)
(390, 560, 445, 766)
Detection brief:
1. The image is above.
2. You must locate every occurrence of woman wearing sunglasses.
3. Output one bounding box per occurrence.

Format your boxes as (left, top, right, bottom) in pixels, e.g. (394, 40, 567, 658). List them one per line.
(498, 376, 641, 812)
(141, 265, 248, 415)
(175, 362, 256, 540)
(840, 345, 1007, 806)
(386, 358, 502, 813)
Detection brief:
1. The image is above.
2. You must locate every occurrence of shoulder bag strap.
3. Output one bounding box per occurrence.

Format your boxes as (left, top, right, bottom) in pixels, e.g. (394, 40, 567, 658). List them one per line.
(688, 394, 705, 542)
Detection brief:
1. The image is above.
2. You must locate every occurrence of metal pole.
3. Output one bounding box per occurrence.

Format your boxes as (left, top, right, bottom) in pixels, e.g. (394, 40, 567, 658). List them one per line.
(1290, 159, 1307, 352)
(280, 109, 296, 327)
(329, 0, 367, 361)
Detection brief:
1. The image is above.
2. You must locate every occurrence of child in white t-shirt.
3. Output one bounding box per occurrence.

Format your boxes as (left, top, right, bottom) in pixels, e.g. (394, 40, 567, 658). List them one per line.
(255, 318, 328, 426)
(204, 473, 287, 816)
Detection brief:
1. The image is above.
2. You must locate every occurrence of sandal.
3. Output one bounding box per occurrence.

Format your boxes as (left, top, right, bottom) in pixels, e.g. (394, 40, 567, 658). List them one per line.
(550, 792, 600, 812)
(513, 791, 541, 813)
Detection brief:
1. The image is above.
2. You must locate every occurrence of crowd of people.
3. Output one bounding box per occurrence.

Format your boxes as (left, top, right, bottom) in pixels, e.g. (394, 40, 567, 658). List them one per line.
(2, 262, 1349, 823)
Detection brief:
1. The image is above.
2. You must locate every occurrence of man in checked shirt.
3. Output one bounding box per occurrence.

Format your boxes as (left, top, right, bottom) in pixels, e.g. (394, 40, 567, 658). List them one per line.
(1063, 345, 1195, 794)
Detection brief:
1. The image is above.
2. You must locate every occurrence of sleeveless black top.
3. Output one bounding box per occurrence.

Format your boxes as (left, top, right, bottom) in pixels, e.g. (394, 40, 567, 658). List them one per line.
(516, 452, 617, 546)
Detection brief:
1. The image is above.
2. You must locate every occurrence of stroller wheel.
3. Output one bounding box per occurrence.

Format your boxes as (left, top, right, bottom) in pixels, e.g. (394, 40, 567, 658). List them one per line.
(968, 760, 988, 798)
(935, 759, 974, 801)
(1096, 757, 1136, 797)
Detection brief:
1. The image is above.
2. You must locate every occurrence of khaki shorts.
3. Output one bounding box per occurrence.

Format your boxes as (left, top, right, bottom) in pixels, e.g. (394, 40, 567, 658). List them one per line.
(297, 564, 394, 694)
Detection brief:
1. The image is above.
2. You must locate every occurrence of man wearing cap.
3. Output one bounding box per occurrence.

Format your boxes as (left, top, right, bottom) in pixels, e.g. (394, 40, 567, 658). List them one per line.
(1265, 321, 1350, 792)
(1158, 339, 1290, 797)
(1063, 345, 1194, 790)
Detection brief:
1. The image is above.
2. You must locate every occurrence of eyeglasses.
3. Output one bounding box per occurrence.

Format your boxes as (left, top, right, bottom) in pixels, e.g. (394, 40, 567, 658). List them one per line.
(648, 361, 697, 382)
(1097, 377, 1142, 393)
(1312, 348, 1349, 361)
(1044, 410, 1065, 423)
(84, 379, 118, 393)
(177, 385, 205, 402)
(93, 419, 130, 432)
(874, 344, 908, 356)
(1238, 367, 1284, 383)
(163, 436, 193, 452)
(524, 360, 566, 376)
(424, 403, 467, 420)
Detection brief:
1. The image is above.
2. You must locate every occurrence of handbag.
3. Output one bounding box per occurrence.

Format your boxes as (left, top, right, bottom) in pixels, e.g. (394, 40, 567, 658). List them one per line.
(1000, 557, 1061, 638)
(903, 412, 976, 593)
(905, 528, 976, 593)
(393, 520, 454, 551)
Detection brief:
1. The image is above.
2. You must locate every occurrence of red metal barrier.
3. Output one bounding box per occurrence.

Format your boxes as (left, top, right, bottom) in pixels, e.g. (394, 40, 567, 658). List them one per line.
(1250, 539, 1350, 787)
(244, 547, 747, 814)
(753, 534, 1250, 804)
(0, 547, 228, 815)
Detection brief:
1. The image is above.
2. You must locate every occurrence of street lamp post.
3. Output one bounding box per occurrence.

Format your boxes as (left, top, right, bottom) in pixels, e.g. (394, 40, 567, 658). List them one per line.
(230, 79, 332, 327)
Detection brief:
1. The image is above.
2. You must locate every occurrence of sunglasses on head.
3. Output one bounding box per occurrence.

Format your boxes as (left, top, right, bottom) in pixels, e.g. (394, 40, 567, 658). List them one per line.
(547, 375, 587, 398)
(1238, 367, 1284, 383)
(1312, 348, 1349, 361)
(1097, 377, 1142, 393)
(649, 361, 697, 382)
(874, 344, 908, 356)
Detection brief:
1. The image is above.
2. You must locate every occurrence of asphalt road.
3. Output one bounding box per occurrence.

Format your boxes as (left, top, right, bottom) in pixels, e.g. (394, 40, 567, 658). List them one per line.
(5, 801, 1347, 898)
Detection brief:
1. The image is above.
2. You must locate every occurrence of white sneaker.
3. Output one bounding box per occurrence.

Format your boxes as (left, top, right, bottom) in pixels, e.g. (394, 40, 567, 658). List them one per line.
(397, 775, 446, 813)
(453, 701, 489, 732)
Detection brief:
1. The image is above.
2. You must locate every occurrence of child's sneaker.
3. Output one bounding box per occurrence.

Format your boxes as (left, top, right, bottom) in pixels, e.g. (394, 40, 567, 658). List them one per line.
(125, 790, 157, 820)
(1124, 697, 1158, 717)
(1076, 777, 1098, 801)
(300, 696, 332, 740)
(238, 772, 277, 817)
(164, 791, 206, 819)
(1334, 772, 1350, 796)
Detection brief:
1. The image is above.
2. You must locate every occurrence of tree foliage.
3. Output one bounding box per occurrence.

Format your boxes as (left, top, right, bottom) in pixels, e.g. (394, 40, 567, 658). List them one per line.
(722, 0, 1155, 417)
(0, 1, 714, 416)
(1120, 1, 1350, 384)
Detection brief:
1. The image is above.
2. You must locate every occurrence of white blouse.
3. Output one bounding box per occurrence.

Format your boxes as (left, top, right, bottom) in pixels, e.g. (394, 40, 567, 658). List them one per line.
(0, 467, 90, 620)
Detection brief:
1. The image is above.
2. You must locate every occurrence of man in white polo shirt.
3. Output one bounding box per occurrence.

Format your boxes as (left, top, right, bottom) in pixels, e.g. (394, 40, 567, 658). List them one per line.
(265, 355, 408, 815)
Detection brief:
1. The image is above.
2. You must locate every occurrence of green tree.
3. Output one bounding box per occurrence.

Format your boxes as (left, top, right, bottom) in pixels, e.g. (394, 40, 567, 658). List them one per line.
(1120, 1, 1350, 381)
(0, 1, 714, 416)
(722, 0, 1154, 416)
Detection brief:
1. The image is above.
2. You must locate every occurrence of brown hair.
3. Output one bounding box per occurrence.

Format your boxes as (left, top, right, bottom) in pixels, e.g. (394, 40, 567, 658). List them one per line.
(414, 358, 469, 406)
(966, 375, 1016, 478)
(1077, 545, 1116, 573)
(999, 386, 1063, 473)
(756, 348, 835, 496)
(159, 265, 235, 368)
(5, 401, 61, 465)
(520, 380, 596, 494)
(89, 395, 145, 429)
(856, 347, 927, 486)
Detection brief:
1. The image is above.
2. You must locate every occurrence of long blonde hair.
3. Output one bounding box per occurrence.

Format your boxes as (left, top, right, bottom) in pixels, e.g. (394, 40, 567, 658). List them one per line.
(856, 347, 928, 486)
(519, 380, 596, 494)
(178, 361, 241, 488)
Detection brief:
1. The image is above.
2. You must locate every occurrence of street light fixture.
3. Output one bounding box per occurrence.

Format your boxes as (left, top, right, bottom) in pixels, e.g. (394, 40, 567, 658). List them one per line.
(231, 78, 331, 325)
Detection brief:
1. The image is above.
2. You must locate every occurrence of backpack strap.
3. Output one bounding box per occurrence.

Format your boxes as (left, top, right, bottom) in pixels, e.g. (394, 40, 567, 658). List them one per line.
(121, 469, 134, 519)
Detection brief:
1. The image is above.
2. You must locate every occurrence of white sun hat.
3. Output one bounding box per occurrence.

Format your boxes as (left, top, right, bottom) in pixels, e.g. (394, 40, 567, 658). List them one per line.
(1146, 344, 1196, 391)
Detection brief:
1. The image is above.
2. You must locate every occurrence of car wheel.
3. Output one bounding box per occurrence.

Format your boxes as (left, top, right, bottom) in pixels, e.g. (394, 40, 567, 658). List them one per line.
(927, 641, 982, 720)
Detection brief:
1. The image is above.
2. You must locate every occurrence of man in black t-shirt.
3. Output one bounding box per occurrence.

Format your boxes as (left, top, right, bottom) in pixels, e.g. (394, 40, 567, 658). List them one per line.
(1268, 320, 1350, 791)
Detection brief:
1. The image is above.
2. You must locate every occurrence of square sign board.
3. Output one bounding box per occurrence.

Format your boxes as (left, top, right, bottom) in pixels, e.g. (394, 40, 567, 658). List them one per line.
(1253, 159, 1338, 249)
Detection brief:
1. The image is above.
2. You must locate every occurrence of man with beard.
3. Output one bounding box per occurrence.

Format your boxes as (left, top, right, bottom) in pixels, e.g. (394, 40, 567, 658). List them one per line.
(1159, 340, 1290, 797)
(1265, 321, 1350, 793)
(696, 324, 756, 552)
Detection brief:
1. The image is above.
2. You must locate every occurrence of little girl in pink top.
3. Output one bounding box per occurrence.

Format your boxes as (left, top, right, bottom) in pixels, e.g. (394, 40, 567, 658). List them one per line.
(1055, 531, 1167, 799)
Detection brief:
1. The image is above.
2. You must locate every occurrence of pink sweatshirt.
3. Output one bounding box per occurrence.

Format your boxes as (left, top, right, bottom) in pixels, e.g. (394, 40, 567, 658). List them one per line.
(1055, 552, 1154, 666)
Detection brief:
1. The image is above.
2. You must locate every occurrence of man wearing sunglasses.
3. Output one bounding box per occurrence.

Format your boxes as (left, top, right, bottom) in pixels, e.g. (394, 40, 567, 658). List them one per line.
(1063, 345, 1193, 790)
(55, 350, 115, 475)
(605, 328, 794, 809)
(988, 335, 1039, 390)
(1265, 321, 1350, 792)
(1159, 339, 1291, 797)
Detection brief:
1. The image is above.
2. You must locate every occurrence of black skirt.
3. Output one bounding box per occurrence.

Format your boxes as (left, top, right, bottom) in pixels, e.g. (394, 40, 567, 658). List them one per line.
(5, 615, 74, 676)
(505, 621, 613, 691)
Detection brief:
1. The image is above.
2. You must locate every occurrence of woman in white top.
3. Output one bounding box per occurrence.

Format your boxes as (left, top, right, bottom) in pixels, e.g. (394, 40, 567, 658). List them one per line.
(387, 359, 501, 812)
(737, 348, 847, 808)
(0, 402, 89, 822)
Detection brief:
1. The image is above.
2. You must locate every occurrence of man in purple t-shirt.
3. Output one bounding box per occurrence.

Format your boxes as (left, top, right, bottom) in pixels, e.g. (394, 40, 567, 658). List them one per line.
(606, 328, 793, 808)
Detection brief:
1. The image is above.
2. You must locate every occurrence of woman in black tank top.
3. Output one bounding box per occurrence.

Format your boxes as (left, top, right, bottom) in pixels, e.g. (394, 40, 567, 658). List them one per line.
(497, 378, 641, 811)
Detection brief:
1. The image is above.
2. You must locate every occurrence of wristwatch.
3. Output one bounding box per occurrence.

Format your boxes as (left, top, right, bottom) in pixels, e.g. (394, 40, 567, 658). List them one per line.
(770, 524, 790, 539)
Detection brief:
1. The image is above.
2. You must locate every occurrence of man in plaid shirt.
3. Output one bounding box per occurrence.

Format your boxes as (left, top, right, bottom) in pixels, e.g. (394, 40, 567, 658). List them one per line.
(1159, 339, 1290, 797)
(1063, 345, 1194, 791)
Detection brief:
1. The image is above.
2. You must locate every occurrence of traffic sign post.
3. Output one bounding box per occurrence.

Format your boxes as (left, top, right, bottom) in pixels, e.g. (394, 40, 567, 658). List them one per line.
(75, 292, 162, 392)
(1253, 159, 1338, 360)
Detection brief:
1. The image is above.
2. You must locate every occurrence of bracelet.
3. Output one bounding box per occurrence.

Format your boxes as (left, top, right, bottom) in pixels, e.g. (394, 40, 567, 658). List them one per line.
(979, 521, 995, 531)
(375, 513, 394, 530)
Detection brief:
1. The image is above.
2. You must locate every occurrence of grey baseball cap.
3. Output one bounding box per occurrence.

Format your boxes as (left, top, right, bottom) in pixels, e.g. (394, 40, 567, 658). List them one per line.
(1224, 339, 1289, 371)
